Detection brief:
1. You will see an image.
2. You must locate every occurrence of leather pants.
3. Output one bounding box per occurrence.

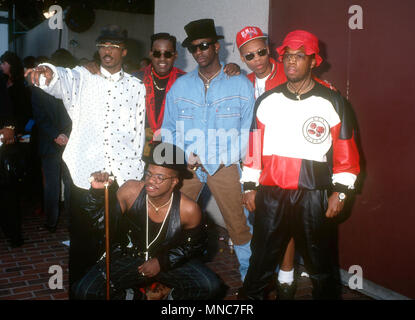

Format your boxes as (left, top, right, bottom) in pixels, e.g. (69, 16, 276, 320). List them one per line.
(68, 183, 105, 298)
(242, 185, 341, 300)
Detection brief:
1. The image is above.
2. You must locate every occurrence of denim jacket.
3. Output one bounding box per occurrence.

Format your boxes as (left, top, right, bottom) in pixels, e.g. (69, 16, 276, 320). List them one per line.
(161, 64, 255, 181)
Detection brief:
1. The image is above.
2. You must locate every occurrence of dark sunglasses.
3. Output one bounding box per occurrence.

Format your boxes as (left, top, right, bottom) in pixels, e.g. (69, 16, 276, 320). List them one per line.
(187, 41, 216, 54)
(152, 50, 175, 59)
(244, 48, 268, 61)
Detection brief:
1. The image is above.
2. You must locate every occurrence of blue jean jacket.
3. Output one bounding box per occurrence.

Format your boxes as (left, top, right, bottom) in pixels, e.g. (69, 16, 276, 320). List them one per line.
(161, 65, 255, 182)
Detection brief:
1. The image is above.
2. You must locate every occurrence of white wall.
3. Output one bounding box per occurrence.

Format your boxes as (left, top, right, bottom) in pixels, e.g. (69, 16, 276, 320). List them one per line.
(0, 11, 9, 56)
(67, 9, 154, 62)
(16, 9, 153, 63)
(154, 0, 269, 73)
(16, 19, 69, 59)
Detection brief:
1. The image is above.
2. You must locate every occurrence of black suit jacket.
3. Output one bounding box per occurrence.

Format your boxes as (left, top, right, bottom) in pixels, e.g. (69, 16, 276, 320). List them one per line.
(31, 87, 72, 157)
(0, 73, 14, 128)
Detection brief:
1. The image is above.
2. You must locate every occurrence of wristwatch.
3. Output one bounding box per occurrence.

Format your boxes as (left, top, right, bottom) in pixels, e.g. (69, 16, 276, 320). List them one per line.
(338, 192, 346, 202)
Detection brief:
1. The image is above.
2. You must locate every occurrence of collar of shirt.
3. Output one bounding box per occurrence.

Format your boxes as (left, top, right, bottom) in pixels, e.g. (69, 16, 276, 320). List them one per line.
(100, 66, 124, 82)
(191, 62, 226, 83)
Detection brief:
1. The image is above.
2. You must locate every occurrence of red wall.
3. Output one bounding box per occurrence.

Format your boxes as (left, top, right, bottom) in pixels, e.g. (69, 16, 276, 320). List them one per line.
(269, 0, 415, 298)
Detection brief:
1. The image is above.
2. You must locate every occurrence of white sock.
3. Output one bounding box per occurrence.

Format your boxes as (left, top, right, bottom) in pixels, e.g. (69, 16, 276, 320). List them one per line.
(278, 269, 294, 285)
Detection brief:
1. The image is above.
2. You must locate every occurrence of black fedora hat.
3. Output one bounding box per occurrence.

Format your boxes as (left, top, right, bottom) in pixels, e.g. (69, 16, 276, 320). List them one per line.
(96, 24, 128, 44)
(182, 19, 224, 48)
(143, 142, 193, 180)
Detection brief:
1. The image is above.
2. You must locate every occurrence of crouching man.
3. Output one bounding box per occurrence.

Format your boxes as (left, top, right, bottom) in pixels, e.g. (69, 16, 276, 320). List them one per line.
(72, 142, 223, 300)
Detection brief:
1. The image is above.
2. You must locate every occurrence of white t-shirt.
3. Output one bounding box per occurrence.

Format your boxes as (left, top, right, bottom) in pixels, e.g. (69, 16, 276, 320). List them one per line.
(255, 76, 267, 99)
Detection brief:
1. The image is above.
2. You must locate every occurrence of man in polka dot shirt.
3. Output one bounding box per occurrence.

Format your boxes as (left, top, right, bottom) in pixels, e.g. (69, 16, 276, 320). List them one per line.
(26, 25, 146, 296)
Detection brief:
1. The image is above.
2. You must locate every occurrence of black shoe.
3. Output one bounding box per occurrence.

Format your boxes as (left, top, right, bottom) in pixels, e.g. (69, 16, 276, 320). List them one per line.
(38, 224, 57, 233)
(276, 280, 297, 300)
(264, 273, 278, 300)
(236, 287, 248, 300)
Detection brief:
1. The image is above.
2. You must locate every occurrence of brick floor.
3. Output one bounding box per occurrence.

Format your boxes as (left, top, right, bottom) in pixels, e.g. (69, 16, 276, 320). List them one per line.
(0, 204, 371, 300)
(0, 208, 70, 300)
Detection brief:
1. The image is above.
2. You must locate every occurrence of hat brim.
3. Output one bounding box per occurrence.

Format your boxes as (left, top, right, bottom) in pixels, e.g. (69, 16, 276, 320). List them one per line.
(144, 161, 193, 180)
(96, 37, 126, 45)
(182, 35, 224, 48)
(238, 36, 268, 49)
(276, 41, 323, 67)
(142, 142, 193, 180)
(144, 162, 194, 180)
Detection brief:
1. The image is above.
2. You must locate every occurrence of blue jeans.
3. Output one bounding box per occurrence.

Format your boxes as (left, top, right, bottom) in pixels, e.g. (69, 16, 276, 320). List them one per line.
(198, 183, 253, 281)
(72, 250, 223, 300)
(234, 241, 251, 281)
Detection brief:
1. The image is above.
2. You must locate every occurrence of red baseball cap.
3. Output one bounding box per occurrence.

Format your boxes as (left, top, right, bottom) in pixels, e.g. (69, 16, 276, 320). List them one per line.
(236, 26, 267, 49)
(276, 30, 323, 66)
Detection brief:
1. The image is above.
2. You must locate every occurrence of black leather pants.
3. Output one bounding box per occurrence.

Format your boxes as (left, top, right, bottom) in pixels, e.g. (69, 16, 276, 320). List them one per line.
(68, 183, 104, 298)
(72, 251, 223, 300)
(242, 185, 341, 300)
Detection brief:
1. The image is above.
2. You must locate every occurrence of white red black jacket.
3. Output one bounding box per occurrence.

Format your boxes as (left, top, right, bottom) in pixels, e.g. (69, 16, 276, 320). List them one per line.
(241, 82, 360, 192)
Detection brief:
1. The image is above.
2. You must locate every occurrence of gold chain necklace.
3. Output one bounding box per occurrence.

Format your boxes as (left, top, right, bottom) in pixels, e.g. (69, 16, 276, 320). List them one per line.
(145, 193, 173, 261)
(151, 72, 166, 91)
(198, 68, 221, 89)
(147, 193, 173, 213)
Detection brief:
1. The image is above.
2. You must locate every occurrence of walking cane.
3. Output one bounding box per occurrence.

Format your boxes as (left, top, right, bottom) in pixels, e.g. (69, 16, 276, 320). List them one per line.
(104, 181, 110, 300)
(90, 173, 114, 300)
(104, 176, 115, 300)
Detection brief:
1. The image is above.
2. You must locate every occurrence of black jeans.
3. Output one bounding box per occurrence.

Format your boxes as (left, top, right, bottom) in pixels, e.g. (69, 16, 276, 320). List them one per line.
(72, 250, 222, 300)
(242, 186, 341, 300)
(41, 155, 71, 228)
(0, 143, 28, 244)
(0, 181, 21, 243)
(68, 183, 104, 298)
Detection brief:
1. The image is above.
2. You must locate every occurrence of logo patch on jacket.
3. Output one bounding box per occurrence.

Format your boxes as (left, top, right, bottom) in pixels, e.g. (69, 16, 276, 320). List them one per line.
(302, 117, 330, 144)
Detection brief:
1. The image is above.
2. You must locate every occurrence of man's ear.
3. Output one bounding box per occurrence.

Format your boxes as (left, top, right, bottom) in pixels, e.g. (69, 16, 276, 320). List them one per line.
(310, 55, 316, 69)
(122, 48, 128, 58)
(171, 176, 180, 190)
(214, 41, 220, 54)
